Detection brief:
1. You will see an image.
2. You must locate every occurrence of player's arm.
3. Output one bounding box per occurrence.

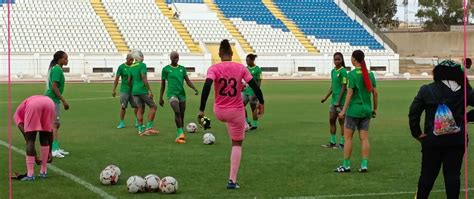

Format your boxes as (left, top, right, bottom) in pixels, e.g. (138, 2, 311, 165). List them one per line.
(336, 84, 347, 106)
(198, 78, 213, 119)
(247, 79, 264, 104)
(372, 87, 378, 117)
(322, 86, 332, 103)
(112, 75, 120, 97)
(159, 80, 166, 107)
(184, 76, 199, 95)
(409, 86, 427, 140)
(339, 88, 353, 118)
(52, 81, 69, 110)
(247, 79, 265, 117)
(141, 73, 153, 98)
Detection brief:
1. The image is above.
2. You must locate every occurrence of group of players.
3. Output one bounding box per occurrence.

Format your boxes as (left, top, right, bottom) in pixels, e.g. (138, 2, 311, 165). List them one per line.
(13, 38, 382, 189)
(13, 40, 266, 189)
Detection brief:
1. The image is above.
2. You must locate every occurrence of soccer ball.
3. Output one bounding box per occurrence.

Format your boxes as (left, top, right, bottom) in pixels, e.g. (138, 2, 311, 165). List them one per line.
(144, 174, 160, 192)
(126, 176, 146, 193)
(186, 123, 198, 133)
(99, 168, 119, 185)
(104, 165, 121, 176)
(159, 176, 178, 194)
(203, 133, 215, 145)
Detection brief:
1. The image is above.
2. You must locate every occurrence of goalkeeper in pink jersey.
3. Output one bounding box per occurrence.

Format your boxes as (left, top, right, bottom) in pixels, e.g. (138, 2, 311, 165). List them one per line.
(14, 95, 55, 181)
(198, 39, 265, 189)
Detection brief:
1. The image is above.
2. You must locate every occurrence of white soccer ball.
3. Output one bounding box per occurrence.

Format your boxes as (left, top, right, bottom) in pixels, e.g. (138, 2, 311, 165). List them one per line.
(100, 168, 119, 185)
(144, 174, 160, 192)
(203, 133, 215, 145)
(127, 176, 146, 193)
(159, 176, 178, 194)
(104, 165, 121, 176)
(245, 122, 250, 132)
(186, 122, 198, 133)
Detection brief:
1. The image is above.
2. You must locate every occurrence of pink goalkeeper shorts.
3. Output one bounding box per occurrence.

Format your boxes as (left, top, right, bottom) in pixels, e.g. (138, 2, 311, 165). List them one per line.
(214, 108, 246, 141)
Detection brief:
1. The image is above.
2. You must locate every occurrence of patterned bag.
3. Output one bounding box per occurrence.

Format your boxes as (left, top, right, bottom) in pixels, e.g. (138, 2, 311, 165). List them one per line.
(429, 86, 461, 136)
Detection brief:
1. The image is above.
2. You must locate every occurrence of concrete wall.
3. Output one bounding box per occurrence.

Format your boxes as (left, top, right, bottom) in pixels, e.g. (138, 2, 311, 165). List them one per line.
(0, 53, 400, 78)
(386, 32, 474, 58)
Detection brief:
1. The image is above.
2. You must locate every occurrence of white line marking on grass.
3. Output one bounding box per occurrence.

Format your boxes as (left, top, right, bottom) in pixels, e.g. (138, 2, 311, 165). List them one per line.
(0, 97, 114, 104)
(281, 188, 474, 198)
(0, 140, 116, 199)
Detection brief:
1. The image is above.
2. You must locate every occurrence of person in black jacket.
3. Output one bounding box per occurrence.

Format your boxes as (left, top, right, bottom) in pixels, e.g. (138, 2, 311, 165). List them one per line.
(409, 60, 473, 199)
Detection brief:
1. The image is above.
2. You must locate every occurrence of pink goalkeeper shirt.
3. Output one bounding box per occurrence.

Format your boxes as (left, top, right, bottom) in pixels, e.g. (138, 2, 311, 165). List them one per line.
(206, 61, 253, 110)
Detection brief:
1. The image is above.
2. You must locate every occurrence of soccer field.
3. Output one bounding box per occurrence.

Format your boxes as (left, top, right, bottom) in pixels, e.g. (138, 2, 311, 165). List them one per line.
(0, 80, 473, 199)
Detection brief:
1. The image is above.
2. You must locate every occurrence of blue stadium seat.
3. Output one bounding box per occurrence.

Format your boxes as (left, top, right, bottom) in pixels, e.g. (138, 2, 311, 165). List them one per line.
(274, 0, 384, 49)
(215, 0, 289, 32)
(166, 0, 203, 4)
(0, 0, 15, 5)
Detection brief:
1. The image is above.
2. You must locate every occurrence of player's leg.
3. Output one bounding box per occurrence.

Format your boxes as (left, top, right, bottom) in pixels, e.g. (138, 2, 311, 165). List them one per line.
(169, 97, 184, 143)
(226, 109, 245, 189)
(133, 95, 146, 135)
(337, 112, 345, 148)
(442, 146, 464, 199)
(117, 93, 129, 128)
(323, 105, 338, 148)
(51, 103, 65, 158)
(358, 118, 370, 172)
(129, 93, 139, 128)
(416, 147, 442, 199)
(143, 95, 159, 135)
(335, 116, 356, 172)
(249, 95, 259, 130)
(242, 93, 251, 125)
(177, 99, 187, 143)
(23, 132, 37, 180)
(39, 132, 52, 178)
(41, 100, 55, 164)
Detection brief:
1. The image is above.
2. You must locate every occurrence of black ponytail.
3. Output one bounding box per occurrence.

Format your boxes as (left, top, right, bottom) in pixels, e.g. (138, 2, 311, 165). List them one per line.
(49, 51, 66, 70)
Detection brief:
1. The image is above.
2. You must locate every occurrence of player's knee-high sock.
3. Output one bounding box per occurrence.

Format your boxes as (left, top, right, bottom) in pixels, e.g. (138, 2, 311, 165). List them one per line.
(40, 146, 49, 173)
(26, 156, 35, 177)
(229, 146, 242, 182)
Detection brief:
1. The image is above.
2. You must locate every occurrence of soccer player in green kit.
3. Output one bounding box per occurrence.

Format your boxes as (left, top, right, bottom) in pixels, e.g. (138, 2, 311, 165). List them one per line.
(159, 51, 199, 144)
(45, 51, 70, 158)
(242, 54, 262, 130)
(113, 52, 138, 129)
(321, 52, 347, 149)
(128, 50, 159, 136)
(335, 50, 378, 173)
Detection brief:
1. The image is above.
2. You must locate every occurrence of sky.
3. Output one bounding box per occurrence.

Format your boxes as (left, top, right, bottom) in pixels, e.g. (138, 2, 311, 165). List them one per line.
(394, 0, 420, 23)
(394, 0, 473, 24)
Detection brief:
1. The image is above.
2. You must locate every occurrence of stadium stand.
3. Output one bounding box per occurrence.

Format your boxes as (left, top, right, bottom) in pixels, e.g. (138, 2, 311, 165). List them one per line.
(213, 0, 307, 54)
(102, 0, 190, 53)
(274, 0, 389, 54)
(0, 0, 116, 53)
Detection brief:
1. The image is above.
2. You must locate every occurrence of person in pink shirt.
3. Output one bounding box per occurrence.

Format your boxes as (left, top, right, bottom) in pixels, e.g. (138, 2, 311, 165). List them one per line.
(198, 39, 265, 189)
(14, 95, 55, 181)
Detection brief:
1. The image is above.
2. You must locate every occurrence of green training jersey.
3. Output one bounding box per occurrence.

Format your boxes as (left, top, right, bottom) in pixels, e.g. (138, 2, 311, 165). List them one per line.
(243, 65, 262, 96)
(129, 62, 149, 96)
(331, 67, 348, 105)
(162, 64, 187, 98)
(116, 63, 132, 93)
(44, 64, 65, 104)
(346, 68, 377, 118)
